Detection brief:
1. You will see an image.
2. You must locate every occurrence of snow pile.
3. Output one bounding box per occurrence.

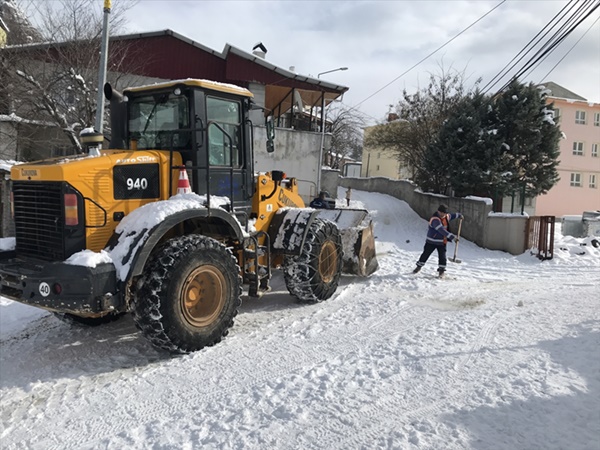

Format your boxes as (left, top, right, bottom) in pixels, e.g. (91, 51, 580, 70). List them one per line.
(106, 192, 231, 280)
(0, 159, 18, 172)
(65, 249, 112, 267)
(0, 188, 598, 449)
(0, 237, 15, 251)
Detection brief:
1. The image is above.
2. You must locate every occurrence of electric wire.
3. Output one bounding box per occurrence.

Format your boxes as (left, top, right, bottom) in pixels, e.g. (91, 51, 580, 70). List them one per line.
(351, 0, 507, 110)
(507, 1, 600, 89)
(480, 0, 579, 93)
(521, 0, 597, 79)
(485, 0, 600, 95)
(537, 14, 600, 84)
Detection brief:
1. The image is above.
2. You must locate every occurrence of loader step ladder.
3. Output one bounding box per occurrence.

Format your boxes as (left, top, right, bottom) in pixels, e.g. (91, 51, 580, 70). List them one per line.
(242, 231, 271, 297)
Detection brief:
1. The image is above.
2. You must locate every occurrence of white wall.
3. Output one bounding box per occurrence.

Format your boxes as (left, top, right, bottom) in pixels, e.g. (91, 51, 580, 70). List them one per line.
(248, 82, 266, 127)
(253, 125, 328, 203)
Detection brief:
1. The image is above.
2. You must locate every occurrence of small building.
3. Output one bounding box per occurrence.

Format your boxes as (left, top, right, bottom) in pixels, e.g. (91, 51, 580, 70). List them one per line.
(343, 162, 362, 178)
(0, 17, 8, 47)
(362, 119, 412, 180)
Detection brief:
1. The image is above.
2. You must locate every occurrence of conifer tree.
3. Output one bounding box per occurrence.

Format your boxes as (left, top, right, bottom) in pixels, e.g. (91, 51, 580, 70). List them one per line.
(423, 80, 560, 203)
(423, 92, 500, 196)
(492, 80, 561, 201)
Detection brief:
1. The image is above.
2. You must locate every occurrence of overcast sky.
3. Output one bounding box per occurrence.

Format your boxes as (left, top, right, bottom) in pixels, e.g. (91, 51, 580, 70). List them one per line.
(124, 1, 598, 124)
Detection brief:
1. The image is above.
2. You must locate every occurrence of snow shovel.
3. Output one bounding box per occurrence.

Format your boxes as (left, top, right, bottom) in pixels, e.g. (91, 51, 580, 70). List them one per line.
(449, 217, 463, 263)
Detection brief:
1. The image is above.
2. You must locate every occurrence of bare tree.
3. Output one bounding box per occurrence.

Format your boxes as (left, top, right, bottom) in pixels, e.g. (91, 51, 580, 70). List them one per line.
(365, 66, 479, 183)
(326, 104, 366, 170)
(0, 0, 138, 158)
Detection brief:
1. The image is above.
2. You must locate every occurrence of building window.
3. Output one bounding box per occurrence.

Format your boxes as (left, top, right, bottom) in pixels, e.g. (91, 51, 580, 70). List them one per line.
(553, 108, 561, 122)
(593, 143, 599, 158)
(594, 112, 600, 127)
(570, 173, 582, 187)
(575, 110, 586, 125)
(572, 142, 584, 156)
(377, 152, 381, 159)
(376, 165, 380, 171)
(590, 174, 597, 189)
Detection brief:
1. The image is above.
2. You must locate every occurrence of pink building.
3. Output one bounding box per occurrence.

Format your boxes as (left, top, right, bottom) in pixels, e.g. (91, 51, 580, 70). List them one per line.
(535, 82, 600, 217)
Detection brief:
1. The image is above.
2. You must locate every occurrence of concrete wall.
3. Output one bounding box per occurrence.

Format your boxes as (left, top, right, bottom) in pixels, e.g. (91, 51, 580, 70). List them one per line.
(254, 125, 330, 204)
(483, 215, 528, 255)
(339, 176, 530, 255)
(248, 82, 266, 127)
(321, 169, 341, 199)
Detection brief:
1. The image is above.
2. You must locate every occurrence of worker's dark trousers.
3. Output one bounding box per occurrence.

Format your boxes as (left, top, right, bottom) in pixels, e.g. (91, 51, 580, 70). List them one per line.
(416, 242, 447, 272)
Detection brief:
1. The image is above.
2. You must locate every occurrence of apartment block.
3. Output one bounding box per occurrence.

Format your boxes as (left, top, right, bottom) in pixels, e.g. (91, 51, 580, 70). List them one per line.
(535, 82, 600, 217)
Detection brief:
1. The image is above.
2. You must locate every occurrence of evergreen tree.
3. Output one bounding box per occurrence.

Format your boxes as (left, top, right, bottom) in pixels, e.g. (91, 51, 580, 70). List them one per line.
(492, 80, 561, 201)
(422, 80, 560, 202)
(423, 92, 500, 196)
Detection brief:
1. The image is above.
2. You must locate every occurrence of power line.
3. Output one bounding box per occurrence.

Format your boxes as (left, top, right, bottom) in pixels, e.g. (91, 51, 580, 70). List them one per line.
(352, 0, 507, 111)
(538, 14, 600, 83)
(511, 1, 600, 88)
(487, 0, 600, 95)
(481, 0, 578, 93)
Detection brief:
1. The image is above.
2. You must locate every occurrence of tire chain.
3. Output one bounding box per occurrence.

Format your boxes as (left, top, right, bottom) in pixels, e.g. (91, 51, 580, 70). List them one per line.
(131, 235, 242, 354)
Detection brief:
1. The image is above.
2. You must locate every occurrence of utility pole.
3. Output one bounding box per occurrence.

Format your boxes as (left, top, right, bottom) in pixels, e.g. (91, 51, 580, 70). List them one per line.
(94, 0, 111, 133)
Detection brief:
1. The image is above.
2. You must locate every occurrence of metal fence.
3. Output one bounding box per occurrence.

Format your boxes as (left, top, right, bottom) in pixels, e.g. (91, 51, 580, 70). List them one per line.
(526, 216, 555, 260)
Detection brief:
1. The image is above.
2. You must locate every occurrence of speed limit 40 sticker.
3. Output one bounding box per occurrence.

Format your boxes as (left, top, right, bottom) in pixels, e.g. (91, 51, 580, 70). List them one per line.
(39, 282, 51, 297)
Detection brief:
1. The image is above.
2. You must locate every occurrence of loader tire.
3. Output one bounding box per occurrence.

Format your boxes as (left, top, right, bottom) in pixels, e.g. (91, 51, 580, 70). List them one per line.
(283, 218, 343, 302)
(132, 235, 242, 354)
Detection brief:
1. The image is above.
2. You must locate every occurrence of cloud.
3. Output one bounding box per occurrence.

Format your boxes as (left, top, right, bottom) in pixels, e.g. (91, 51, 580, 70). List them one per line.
(123, 0, 599, 123)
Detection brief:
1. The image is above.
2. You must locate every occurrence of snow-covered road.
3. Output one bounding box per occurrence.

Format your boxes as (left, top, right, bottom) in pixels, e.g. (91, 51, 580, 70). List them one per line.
(1, 189, 599, 449)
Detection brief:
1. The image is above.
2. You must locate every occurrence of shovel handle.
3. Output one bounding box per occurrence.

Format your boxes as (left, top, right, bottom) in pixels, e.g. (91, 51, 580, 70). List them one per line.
(452, 217, 463, 261)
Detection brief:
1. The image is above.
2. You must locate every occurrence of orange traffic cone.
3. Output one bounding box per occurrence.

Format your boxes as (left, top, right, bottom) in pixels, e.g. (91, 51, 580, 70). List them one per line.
(177, 167, 192, 194)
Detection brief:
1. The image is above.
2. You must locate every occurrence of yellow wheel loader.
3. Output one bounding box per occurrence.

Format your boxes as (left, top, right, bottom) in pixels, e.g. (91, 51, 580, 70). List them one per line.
(0, 79, 378, 353)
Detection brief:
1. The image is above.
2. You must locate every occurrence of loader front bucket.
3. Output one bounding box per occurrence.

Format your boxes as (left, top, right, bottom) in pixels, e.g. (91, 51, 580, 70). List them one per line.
(313, 209, 379, 276)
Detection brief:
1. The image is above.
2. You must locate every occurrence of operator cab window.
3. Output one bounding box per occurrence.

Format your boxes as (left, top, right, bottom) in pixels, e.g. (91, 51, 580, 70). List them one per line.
(128, 93, 190, 150)
(207, 96, 242, 167)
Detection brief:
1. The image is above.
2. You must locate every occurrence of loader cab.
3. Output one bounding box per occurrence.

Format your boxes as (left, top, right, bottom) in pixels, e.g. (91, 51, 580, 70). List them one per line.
(121, 79, 257, 225)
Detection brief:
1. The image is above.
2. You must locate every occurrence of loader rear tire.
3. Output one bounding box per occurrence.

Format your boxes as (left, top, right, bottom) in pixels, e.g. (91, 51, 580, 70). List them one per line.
(132, 235, 242, 354)
(283, 219, 343, 302)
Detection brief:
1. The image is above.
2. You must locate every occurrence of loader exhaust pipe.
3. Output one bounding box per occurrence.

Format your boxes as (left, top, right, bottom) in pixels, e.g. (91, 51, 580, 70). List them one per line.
(103, 83, 126, 149)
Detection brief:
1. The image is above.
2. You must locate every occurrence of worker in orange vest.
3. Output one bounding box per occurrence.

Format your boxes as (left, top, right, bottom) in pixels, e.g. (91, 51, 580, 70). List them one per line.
(413, 204, 463, 277)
